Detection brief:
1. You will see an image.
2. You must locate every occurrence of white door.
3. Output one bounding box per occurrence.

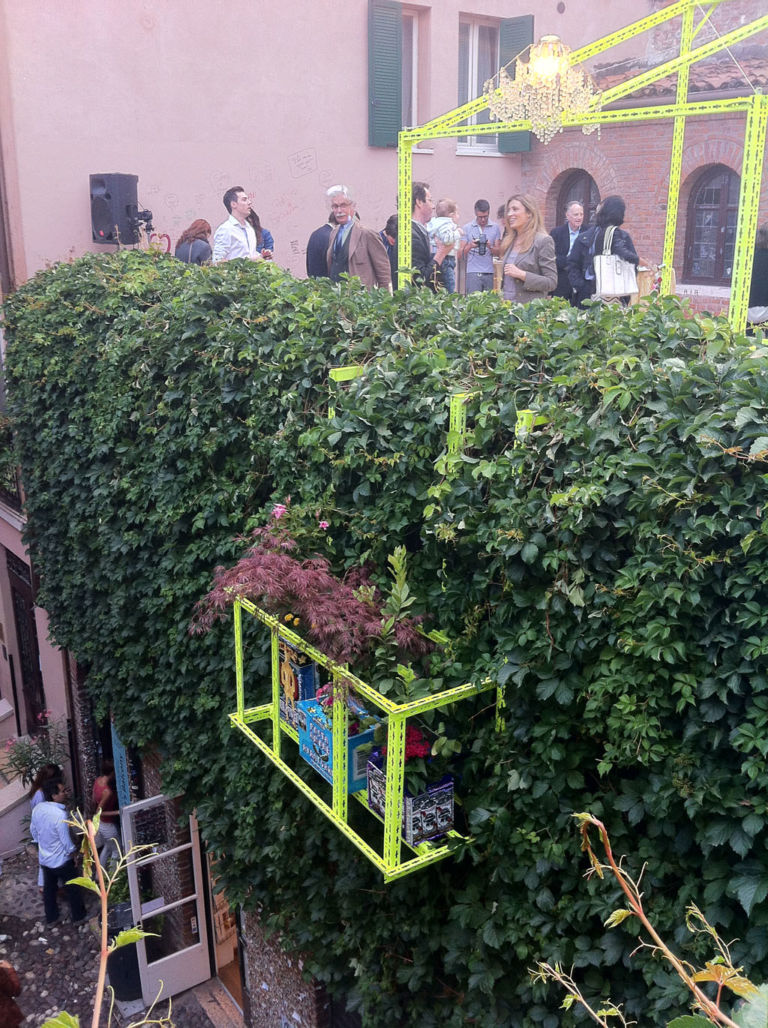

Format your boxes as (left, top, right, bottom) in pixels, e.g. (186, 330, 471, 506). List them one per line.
(122, 794, 211, 1006)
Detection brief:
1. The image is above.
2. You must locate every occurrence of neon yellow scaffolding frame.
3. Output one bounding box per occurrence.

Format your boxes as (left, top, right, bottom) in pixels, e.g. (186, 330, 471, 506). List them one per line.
(229, 597, 502, 882)
(397, 0, 768, 332)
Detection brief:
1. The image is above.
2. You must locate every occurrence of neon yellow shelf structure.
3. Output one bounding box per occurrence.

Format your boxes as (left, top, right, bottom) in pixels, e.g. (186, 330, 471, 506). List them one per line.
(229, 597, 501, 882)
(397, 0, 768, 332)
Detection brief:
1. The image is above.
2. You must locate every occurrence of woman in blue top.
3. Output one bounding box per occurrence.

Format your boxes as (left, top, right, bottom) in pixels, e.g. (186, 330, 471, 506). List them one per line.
(247, 209, 274, 260)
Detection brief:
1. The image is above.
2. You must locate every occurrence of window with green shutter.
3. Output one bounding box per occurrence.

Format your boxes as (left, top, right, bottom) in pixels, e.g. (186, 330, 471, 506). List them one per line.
(368, 0, 402, 148)
(498, 16, 533, 154)
(457, 14, 533, 155)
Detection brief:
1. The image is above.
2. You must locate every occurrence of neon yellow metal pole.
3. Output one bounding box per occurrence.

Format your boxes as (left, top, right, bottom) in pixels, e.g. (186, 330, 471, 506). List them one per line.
(234, 599, 244, 719)
(414, 1, 750, 136)
(570, 0, 737, 66)
(397, 131, 414, 285)
(414, 13, 768, 143)
(729, 94, 768, 333)
(271, 626, 281, 759)
(407, 97, 754, 144)
(331, 670, 349, 822)
(447, 393, 476, 455)
(328, 365, 364, 419)
(598, 16, 768, 110)
(382, 714, 406, 869)
(495, 684, 506, 734)
(416, 0, 699, 134)
(661, 4, 694, 296)
(231, 603, 498, 880)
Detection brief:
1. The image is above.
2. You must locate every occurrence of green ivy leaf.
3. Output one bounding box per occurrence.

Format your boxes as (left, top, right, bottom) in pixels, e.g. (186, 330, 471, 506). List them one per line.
(521, 542, 539, 564)
(667, 1017, 713, 1028)
(730, 865, 768, 915)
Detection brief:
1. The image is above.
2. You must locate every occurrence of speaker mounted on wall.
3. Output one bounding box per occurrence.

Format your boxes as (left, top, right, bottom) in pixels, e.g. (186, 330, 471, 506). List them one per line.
(89, 173, 139, 244)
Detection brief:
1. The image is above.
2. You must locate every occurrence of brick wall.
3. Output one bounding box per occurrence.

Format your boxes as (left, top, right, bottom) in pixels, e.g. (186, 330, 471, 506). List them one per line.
(239, 908, 331, 1028)
(522, 113, 768, 316)
(66, 655, 99, 809)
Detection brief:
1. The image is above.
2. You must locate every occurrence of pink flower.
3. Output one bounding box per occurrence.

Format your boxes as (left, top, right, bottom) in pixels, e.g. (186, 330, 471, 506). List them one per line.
(316, 683, 334, 708)
(271, 504, 288, 520)
(318, 520, 329, 530)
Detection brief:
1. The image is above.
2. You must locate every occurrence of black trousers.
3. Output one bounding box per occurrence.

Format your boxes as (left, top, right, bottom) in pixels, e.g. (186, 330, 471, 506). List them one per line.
(41, 858, 87, 923)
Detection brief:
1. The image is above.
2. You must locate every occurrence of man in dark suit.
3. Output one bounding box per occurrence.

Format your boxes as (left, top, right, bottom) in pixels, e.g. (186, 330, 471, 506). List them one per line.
(411, 181, 449, 290)
(550, 201, 585, 305)
(306, 211, 337, 279)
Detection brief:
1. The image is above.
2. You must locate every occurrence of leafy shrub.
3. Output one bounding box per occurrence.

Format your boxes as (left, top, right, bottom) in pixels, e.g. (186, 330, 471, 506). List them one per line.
(4, 715, 70, 786)
(4, 250, 768, 1026)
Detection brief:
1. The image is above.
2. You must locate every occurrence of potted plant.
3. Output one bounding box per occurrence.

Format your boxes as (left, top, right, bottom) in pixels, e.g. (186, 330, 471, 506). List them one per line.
(366, 723, 455, 846)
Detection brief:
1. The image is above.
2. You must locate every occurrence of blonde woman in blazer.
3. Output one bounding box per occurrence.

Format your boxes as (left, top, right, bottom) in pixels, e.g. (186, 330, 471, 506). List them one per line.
(500, 194, 557, 304)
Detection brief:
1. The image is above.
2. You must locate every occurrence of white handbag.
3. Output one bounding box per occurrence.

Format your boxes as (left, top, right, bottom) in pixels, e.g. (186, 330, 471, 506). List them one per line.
(593, 225, 638, 299)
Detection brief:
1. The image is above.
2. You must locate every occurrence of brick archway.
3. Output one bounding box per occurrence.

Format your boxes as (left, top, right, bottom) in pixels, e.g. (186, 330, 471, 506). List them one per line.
(529, 138, 619, 226)
(673, 137, 743, 278)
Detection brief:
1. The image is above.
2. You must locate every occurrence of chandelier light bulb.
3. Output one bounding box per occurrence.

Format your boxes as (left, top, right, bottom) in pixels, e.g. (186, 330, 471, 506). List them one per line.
(484, 35, 602, 145)
(529, 35, 570, 81)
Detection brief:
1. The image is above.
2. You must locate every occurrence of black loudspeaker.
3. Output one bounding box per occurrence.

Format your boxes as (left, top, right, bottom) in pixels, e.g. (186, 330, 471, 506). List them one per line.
(90, 173, 139, 244)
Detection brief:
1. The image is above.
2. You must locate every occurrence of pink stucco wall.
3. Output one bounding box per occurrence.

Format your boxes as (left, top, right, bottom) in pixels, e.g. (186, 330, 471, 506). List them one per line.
(0, 512, 70, 742)
(0, 0, 644, 282)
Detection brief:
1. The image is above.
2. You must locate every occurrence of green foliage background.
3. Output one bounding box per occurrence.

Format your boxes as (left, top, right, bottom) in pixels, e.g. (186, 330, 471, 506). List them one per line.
(5, 250, 768, 1026)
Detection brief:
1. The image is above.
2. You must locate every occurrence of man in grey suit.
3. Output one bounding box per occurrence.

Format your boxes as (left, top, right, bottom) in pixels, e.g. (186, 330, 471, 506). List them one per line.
(550, 201, 585, 305)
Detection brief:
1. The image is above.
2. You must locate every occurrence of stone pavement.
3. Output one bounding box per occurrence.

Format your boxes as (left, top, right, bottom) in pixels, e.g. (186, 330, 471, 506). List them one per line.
(0, 847, 245, 1027)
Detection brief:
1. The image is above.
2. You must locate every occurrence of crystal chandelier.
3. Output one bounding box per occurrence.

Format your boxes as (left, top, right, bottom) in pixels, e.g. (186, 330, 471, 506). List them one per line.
(485, 35, 601, 145)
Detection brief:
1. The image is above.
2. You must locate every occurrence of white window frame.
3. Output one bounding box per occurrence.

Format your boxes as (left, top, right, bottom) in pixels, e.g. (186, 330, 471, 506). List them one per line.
(402, 9, 419, 129)
(457, 18, 501, 156)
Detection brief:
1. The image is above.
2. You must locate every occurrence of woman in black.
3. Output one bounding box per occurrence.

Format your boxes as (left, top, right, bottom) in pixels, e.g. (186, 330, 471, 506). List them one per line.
(566, 195, 639, 308)
(748, 222, 768, 331)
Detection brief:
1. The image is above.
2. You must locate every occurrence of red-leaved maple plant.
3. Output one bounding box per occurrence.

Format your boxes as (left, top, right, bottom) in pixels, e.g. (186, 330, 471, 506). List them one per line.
(190, 520, 432, 669)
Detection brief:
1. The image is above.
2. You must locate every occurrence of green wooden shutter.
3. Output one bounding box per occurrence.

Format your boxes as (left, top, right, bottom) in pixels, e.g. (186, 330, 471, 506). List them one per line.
(368, 0, 402, 148)
(498, 15, 533, 154)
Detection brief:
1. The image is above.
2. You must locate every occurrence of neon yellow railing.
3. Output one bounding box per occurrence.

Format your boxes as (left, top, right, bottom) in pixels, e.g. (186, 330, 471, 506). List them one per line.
(230, 598, 502, 882)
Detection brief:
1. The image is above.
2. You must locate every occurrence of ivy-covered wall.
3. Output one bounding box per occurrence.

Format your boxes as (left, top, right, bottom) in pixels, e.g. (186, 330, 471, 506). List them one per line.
(4, 251, 768, 1027)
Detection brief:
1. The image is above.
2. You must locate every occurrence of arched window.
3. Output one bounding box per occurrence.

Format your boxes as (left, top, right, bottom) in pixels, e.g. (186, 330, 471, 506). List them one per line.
(684, 165, 740, 284)
(557, 171, 599, 226)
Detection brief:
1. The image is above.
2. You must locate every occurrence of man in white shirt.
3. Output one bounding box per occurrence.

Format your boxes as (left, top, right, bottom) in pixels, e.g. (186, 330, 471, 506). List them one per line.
(212, 186, 263, 264)
(30, 777, 88, 925)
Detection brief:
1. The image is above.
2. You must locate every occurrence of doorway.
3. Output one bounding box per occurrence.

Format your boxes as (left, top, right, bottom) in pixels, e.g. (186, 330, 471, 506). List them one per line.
(122, 794, 211, 1006)
(207, 855, 244, 1009)
(556, 170, 600, 226)
(5, 549, 46, 732)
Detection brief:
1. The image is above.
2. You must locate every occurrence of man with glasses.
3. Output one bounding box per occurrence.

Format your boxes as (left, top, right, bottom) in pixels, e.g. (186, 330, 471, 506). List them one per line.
(30, 777, 88, 926)
(212, 185, 264, 264)
(325, 185, 391, 291)
(462, 199, 502, 293)
(550, 200, 586, 305)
